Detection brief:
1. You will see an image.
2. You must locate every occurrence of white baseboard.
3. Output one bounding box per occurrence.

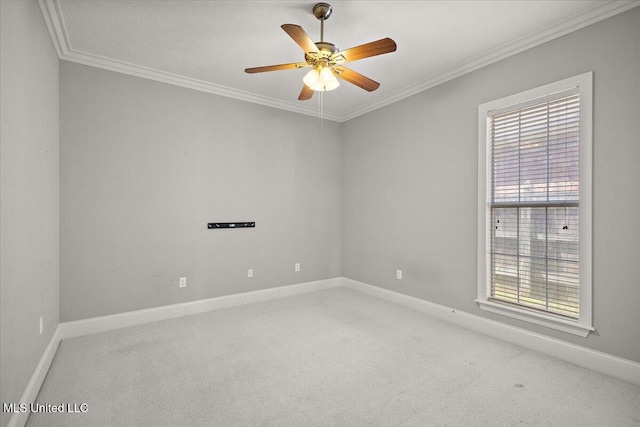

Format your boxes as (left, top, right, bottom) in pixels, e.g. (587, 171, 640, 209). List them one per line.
(8, 326, 61, 427)
(9, 277, 341, 427)
(341, 277, 640, 386)
(9, 275, 638, 427)
(59, 277, 342, 339)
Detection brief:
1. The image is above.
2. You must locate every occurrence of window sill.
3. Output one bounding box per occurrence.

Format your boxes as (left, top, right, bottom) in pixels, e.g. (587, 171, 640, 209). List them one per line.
(475, 299, 594, 337)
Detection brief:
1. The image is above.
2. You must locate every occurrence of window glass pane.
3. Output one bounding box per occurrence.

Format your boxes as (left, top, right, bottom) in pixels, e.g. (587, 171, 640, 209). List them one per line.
(490, 94, 579, 204)
(516, 207, 548, 311)
(548, 134, 579, 202)
(491, 253, 518, 302)
(491, 136, 520, 203)
(487, 93, 580, 319)
(492, 208, 517, 255)
(519, 142, 548, 202)
(547, 207, 580, 317)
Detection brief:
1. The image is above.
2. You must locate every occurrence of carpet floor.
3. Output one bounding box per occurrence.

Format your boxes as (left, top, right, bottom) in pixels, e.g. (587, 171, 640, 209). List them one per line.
(28, 287, 640, 426)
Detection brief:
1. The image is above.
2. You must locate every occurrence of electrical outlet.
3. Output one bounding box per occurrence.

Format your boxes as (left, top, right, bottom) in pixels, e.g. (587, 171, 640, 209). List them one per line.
(396, 270, 402, 280)
(39, 316, 43, 335)
(179, 277, 187, 288)
(295, 263, 301, 272)
(248, 268, 253, 278)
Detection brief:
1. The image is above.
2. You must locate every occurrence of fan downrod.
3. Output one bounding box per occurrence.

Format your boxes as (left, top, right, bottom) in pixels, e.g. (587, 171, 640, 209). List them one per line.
(313, 3, 332, 21)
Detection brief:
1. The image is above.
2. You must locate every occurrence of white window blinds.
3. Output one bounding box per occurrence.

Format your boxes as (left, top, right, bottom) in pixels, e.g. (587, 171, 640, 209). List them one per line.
(488, 90, 580, 318)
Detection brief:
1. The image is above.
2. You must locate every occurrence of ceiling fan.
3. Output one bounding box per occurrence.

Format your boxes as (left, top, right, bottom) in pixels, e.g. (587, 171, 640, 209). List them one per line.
(245, 2, 397, 101)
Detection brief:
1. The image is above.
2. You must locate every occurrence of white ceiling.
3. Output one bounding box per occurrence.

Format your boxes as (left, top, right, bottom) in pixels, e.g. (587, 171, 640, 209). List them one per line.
(40, 0, 638, 121)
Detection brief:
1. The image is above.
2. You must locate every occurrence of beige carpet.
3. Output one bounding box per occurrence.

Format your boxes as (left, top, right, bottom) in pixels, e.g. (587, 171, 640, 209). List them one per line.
(28, 287, 640, 426)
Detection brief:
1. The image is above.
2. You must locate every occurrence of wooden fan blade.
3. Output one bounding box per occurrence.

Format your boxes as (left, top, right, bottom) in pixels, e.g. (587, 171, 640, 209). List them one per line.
(245, 62, 309, 74)
(334, 67, 380, 92)
(281, 24, 319, 53)
(333, 38, 396, 63)
(298, 84, 314, 101)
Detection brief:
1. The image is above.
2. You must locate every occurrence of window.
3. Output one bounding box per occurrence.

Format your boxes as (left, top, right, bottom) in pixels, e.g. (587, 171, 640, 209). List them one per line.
(477, 73, 593, 337)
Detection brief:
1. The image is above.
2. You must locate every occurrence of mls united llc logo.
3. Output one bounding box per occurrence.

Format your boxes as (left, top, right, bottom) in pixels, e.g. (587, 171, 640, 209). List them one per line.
(2, 402, 88, 413)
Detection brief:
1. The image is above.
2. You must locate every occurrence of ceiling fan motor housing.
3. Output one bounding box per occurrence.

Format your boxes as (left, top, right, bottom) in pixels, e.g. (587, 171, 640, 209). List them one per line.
(315, 42, 337, 53)
(305, 41, 339, 68)
(313, 3, 332, 21)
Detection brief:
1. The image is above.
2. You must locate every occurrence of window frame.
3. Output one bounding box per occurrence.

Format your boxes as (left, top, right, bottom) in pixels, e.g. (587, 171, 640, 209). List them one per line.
(476, 72, 594, 337)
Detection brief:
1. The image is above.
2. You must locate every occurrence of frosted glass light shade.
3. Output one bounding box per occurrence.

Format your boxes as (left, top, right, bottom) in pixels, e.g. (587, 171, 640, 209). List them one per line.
(303, 68, 320, 88)
(303, 67, 340, 92)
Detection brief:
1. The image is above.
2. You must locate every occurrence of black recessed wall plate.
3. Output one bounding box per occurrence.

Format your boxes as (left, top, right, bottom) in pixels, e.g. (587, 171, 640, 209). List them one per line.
(207, 222, 255, 229)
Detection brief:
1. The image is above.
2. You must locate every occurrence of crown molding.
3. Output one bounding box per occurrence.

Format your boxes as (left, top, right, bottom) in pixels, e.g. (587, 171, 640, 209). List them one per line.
(39, 0, 638, 123)
(62, 48, 343, 122)
(341, 0, 640, 122)
(36, 0, 341, 122)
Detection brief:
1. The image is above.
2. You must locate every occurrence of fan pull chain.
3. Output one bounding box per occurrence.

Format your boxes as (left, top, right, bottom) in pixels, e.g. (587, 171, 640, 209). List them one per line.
(319, 8, 325, 134)
(319, 91, 324, 132)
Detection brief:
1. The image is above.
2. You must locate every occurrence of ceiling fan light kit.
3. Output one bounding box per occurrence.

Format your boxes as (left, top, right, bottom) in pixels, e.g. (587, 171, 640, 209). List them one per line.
(245, 2, 396, 101)
(303, 67, 340, 92)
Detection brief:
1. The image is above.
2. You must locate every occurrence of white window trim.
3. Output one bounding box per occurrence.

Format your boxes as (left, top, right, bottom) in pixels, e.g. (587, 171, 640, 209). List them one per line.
(477, 72, 593, 337)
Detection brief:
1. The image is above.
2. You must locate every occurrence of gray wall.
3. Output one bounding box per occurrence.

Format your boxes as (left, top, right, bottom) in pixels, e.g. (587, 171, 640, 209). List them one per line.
(0, 1, 60, 426)
(342, 8, 640, 362)
(2, 6, 638, 417)
(60, 62, 342, 321)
